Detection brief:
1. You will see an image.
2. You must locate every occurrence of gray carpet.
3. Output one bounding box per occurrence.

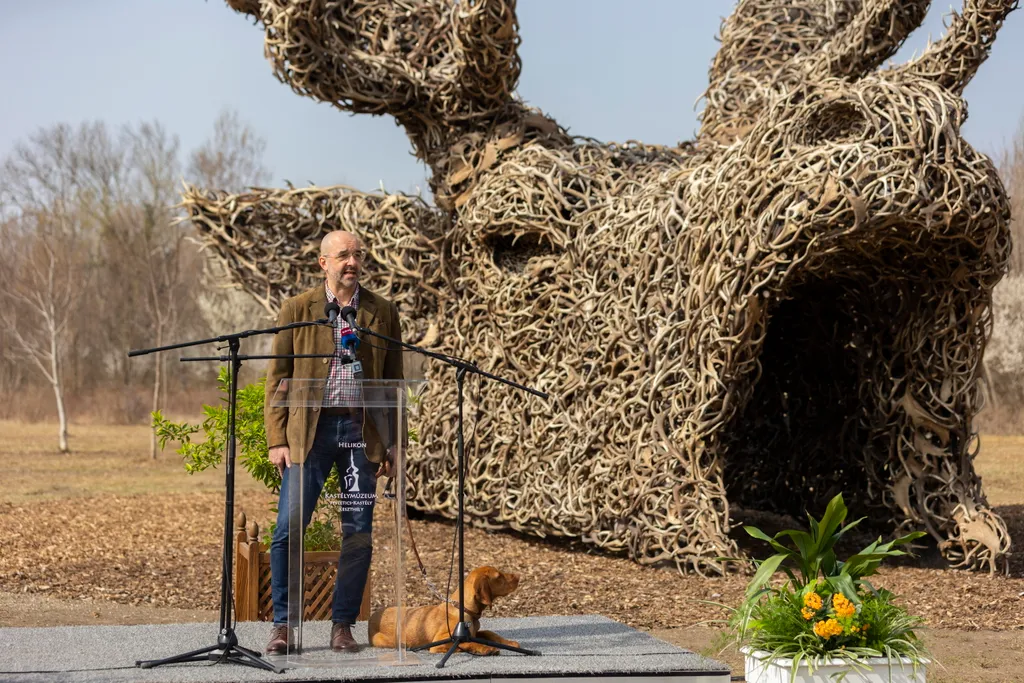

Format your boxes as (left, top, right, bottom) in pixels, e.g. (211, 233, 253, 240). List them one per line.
(0, 616, 730, 683)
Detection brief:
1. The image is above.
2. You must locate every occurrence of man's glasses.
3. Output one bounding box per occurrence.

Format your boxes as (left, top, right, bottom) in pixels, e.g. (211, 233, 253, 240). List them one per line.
(323, 249, 368, 262)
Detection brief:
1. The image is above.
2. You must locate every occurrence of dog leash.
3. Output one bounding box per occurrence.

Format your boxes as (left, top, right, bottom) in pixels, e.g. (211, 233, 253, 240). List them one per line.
(383, 476, 461, 608)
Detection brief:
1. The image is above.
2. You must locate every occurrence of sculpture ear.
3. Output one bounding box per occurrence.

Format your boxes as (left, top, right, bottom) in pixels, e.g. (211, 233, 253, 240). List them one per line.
(224, 0, 523, 155)
(448, 0, 522, 114)
(882, 0, 1017, 95)
(700, 0, 929, 143)
(228, 0, 438, 117)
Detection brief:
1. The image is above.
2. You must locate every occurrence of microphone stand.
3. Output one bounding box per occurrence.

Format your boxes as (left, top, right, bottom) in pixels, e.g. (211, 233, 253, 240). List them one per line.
(342, 310, 548, 669)
(128, 320, 334, 674)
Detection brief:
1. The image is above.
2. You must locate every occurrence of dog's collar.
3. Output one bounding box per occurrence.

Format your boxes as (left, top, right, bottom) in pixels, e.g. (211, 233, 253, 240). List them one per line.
(449, 599, 481, 619)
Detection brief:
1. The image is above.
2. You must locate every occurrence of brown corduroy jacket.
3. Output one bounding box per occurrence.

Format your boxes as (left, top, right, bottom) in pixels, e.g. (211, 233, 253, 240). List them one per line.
(263, 283, 404, 464)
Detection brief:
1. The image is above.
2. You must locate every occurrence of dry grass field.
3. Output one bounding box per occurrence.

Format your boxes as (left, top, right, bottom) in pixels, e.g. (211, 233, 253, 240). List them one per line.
(0, 421, 267, 505)
(0, 419, 1021, 682)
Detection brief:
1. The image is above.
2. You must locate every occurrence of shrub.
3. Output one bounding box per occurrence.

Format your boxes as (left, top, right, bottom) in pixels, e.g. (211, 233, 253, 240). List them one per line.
(152, 369, 287, 493)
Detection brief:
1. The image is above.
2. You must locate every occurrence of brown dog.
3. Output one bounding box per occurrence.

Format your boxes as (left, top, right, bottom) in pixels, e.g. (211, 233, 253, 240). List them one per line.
(368, 566, 521, 655)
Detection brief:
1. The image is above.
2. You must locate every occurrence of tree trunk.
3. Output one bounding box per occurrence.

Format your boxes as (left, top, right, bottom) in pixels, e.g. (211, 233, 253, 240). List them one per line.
(150, 323, 163, 459)
(980, 359, 999, 411)
(53, 378, 69, 453)
(49, 333, 69, 454)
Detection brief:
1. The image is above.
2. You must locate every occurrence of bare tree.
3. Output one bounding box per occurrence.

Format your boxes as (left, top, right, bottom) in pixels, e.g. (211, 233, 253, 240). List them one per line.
(0, 220, 85, 452)
(0, 113, 272, 436)
(187, 108, 271, 192)
(985, 113, 1024, 424)
(998, 115, 1024, 275)
(1, 124, 84, 221)
(0, 125, 101, 450)
(187, 109, 275, 377)
(127, 122, 193, 458)
(82, 121, 205, 457)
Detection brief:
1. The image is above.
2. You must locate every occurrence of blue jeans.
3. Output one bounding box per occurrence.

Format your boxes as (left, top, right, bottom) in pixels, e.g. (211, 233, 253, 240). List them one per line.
(270, 413, 376, 625)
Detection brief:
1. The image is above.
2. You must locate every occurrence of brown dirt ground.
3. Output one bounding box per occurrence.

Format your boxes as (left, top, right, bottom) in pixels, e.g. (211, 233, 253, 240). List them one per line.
(1, 421, 1023, 682)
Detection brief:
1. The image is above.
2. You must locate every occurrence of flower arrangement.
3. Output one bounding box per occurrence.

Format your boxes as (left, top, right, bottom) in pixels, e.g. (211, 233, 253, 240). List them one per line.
(730, 493, 930, 681)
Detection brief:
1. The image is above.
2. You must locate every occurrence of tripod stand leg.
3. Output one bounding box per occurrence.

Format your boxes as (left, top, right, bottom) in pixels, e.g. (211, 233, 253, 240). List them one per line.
(138, 642, 281, 673)
(469, 636, 540, 656)
(231, 643, 266, 660)
(437, 638, 463, 668)
(410, 638, 453, 652)
(218, 645, 282, 673)
(137, 643, 220, 668)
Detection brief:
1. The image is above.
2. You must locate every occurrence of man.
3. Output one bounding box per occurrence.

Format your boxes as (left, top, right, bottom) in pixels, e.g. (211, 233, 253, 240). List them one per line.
(264, 230, 404, 655)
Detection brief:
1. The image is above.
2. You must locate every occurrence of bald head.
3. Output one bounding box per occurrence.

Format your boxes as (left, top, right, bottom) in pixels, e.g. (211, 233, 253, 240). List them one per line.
(320, 230, 361, 256)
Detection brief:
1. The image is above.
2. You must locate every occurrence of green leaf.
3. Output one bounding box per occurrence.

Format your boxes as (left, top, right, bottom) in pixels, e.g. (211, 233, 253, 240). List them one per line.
(837, 517, 865, 537)
(859, 578, 880, 598)
(826, 573, 859, 605)
(811, 494, 848, 557)
(777, 529, 816, 583)
(780, 566, 801, 587)
(777, 530, 813, 557)
(807, 514, 820, 539)
(891, 530, 928, 546)
(820, 548, 838, 576)
(745, 526, 796, 557)
(746, 553, 787, 596)
(745, 526, 777, 543)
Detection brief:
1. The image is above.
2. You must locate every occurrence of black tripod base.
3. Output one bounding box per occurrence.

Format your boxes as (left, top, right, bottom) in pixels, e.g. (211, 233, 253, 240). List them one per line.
(412, 622, 540, 669)
(135, 630, 281, 673)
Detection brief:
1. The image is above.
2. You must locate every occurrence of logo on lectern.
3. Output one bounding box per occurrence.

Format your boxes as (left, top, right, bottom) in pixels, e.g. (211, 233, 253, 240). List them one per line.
(344, 459, 360, 493)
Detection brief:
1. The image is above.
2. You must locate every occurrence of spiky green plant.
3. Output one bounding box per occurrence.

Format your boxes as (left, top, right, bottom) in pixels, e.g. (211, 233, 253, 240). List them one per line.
(729, 493, 930, 681)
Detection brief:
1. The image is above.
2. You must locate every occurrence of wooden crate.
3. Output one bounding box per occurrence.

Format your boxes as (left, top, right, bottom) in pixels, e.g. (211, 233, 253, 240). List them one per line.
(234, 511, 371, 622)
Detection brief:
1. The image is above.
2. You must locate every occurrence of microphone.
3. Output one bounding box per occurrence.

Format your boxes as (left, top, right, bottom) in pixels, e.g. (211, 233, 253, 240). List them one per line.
(341, 329, 360, 350)
(340, 305, 358, 330)
(324, 301, 341, 326)
(339, 305, 360, 350)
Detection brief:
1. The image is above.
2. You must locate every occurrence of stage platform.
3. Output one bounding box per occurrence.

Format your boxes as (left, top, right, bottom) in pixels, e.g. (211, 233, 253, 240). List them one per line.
(0, 615, 731, 683)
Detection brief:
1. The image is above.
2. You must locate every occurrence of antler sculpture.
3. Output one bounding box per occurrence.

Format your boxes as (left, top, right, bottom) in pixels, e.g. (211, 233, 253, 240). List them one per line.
(189, 0, 1017, 573)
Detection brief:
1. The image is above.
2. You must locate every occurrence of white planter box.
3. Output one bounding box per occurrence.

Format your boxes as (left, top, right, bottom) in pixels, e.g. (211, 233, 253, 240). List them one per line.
(743, 648, 927, 683)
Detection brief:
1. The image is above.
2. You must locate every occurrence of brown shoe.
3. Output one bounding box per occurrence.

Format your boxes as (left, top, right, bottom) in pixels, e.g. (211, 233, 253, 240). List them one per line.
(266, 624, 289, 655)
(331, 622, 360, 653)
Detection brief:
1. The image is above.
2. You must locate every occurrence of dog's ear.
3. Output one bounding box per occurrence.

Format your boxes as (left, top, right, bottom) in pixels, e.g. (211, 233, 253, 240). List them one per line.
(477, 570, 495, 606)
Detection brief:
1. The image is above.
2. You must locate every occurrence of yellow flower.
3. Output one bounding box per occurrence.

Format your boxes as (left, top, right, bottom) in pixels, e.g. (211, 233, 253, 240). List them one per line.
(832, 592, 856, 619)
(813, 619, 844, 639)
(803, 592, 823, 610)
(801, 607, 816, 620)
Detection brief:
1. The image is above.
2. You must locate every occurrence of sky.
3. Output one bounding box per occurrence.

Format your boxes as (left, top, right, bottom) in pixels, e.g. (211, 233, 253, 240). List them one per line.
(2, 0, 1023, 199)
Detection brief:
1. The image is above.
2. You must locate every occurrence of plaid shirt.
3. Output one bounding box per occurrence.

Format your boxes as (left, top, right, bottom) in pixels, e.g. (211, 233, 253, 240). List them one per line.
(323, 283, 362, 408)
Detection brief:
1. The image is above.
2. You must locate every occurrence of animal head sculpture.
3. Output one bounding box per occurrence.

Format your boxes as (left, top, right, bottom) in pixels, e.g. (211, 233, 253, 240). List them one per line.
(190, 0, 1017, 572)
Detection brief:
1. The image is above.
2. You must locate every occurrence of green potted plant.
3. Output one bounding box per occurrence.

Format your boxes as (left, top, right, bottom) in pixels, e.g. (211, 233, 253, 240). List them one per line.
(730, 493, 930, 683)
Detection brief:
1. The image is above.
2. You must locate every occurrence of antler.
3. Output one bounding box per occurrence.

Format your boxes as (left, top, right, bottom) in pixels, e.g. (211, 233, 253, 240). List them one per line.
(225, 0, 522, 161)
(447, 0, 521, 117)
(224, 0, 259, 16)
(702, 0, 1018, 143)
(257, 0, 445, 116)
(807, 0, 931, 78)
(181, 184, 447, 334)
(701, 0, 930, 143)
(885, 0, 1018, 94)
